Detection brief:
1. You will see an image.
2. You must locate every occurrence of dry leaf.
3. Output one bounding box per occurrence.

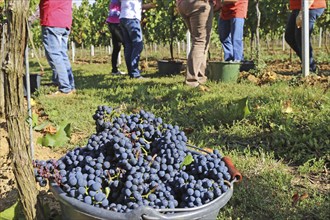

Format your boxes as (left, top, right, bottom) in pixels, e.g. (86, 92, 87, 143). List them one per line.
(247, 74, 259, 84)
(292, 192, 309, 206)
(282, 100, 293, 114)
(300, 193, 309, 201)
(140, 60, 148, 71)
(198, 85, 210, 92)
(255, 104, 261, 110)
(292, 192, 300, 206)
(44, 125, 57, 134)
(260, 71, 277, 84)
(183, 127, 194, 134)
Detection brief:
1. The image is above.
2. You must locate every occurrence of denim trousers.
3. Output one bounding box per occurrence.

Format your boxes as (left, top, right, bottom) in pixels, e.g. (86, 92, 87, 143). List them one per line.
(120, 18, 143, 78)
(285, 8, 324, 72)
(177, 0, 213, 87)
(218, 18, 245, 61)
(42, 26, 75, 93)
(108, 23, 124, 73)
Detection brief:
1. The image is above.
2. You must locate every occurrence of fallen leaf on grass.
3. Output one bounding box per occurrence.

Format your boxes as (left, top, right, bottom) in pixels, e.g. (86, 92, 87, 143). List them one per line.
(292, 192, 309, 206)
(292, 193, 300, 206)
(282, 100, 293, 114)
(300, 192, 309, 200)
(198, 85, 210, 92)
(30, 98, 37, 106)
(247, 74, 259, 84)
(44, 125, 57, 134)
(183, 127, 194, 134)
(260, 71, 277, 84)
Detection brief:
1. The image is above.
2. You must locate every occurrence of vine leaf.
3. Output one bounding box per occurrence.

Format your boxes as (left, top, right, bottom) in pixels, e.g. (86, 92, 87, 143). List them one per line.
(0, 202, 18, 219)
(37, 122, 71, 147)
(180, 154, 194, 169)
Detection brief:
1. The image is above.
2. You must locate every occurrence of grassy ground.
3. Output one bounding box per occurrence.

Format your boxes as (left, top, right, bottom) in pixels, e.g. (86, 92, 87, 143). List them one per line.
(29, 49, 330, 220)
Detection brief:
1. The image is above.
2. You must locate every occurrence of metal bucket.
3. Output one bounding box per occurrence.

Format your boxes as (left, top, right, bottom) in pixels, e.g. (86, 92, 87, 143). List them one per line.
(50, 146, 242, 220)
(50, 180, 234, 220)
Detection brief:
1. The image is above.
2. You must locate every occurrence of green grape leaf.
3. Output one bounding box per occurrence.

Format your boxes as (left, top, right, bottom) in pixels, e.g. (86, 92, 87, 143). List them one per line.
(59, 121, 72, 137)
(180, 154, 194, 169)
(37, 122, 71, 147)
(33, 121, 49, 131)
(32, 113, 39, 127)
(0, 202, 18, 220)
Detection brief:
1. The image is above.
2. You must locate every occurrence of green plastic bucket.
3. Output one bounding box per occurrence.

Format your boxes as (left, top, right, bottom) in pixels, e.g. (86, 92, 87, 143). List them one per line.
(207, 61, 240, 83)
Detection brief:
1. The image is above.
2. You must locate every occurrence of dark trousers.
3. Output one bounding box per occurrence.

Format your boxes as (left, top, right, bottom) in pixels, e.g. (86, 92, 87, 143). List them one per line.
(120, 18, 143, 78)
(285, 8, 324, 72)
(108, 23, 124, 73)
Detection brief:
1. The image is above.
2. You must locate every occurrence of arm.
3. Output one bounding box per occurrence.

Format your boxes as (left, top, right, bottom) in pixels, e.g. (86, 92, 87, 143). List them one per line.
(307, 0, 314, 8)
(296, 0, 315, 28)
(142, 3, 157, 11)
(223, 0, 239, 4)
(214, 0, 222, 12)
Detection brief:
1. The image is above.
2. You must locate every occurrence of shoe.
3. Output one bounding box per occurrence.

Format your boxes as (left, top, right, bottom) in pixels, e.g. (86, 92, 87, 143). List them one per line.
(44, 82, 58, 87)
(132, 76, 149, 80)
(198, 85, 210, 92)
(112, 70, 127, 75)
(48, 89, 76, 96)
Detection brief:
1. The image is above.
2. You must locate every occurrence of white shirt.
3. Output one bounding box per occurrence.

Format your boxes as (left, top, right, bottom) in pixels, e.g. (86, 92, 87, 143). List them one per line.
(119, 0, 142, 21)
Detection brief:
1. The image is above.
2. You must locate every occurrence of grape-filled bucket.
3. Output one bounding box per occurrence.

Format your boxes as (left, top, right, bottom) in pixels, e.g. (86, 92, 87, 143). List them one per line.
(50, 145, 242, 220)
(50, 179, 234, 220)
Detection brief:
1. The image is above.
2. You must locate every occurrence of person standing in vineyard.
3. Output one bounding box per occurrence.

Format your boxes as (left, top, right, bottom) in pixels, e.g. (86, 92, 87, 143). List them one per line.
(285, 0, 326, 73)
(106, 0, 127, 75)
(176, 0, 219, 88)
(216, 0, 249, 62)
(39, 0, 76, 95)
(119, 0, 156, 79)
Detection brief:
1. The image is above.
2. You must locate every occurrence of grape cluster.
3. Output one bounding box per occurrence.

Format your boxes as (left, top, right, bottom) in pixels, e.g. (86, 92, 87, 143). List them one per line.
(33, 106, 232, 213)
(33, 159, 60, 187)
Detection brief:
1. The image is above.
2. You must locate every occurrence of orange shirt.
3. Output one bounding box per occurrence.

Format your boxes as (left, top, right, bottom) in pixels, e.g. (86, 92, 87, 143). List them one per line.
(220, 0, 249, 20)
(289, 0, 327, 10)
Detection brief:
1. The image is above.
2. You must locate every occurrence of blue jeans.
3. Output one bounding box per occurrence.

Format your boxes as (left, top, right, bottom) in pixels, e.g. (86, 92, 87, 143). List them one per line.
(285, 9, 324, 72)
(218, 18, 245, 61)
(42, 26, 75, 93)
(120, 18, 143, 78)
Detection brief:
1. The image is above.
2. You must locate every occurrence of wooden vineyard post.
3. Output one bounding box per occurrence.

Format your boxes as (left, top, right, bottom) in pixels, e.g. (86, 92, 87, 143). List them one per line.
(2, 1, 44, 219)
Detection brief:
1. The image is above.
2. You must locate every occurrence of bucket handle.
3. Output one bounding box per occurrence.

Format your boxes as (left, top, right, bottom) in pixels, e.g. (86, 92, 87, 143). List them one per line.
(222, 156, 243, 183)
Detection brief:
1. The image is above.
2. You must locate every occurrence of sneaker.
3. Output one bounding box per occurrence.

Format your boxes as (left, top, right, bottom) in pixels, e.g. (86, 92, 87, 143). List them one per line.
(133, 76, 149, 80)
(112, 70, 127, 75)
(48, 89, 76, 96)
(43, 82, 58, 87)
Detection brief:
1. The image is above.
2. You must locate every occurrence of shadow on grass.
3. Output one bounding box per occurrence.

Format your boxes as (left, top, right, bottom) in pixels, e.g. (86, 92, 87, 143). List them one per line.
(187, 94, 329, 166)
(48, 62, 329, 166)
(223, 175, 330, 220)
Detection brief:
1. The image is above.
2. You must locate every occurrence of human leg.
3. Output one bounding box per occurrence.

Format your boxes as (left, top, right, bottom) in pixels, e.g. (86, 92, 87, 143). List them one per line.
(178, 0, 212, 87)
(120, 18, 143, 78)
(231, 18, 245, 61)
(120, 19, 133, 75)
(42, 26, 72, 93)
(308, 8, 324, 72)
(126, 19, 143, 78)
(218, 18, 233, 61)
(109, 23, 123, 73)
(60, 28, 75, 91)
(285, 10, 301, 58)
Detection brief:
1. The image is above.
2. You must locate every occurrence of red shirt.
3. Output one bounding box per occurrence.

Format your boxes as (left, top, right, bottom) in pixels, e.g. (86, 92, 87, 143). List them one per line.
(289, 0, 326, 10)
(221, 0, 249, 20)
(39, 0, 73, 29)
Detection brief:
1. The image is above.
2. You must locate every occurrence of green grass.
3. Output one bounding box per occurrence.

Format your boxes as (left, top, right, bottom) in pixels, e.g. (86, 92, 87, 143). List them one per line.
(30, 54, 329, 219)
